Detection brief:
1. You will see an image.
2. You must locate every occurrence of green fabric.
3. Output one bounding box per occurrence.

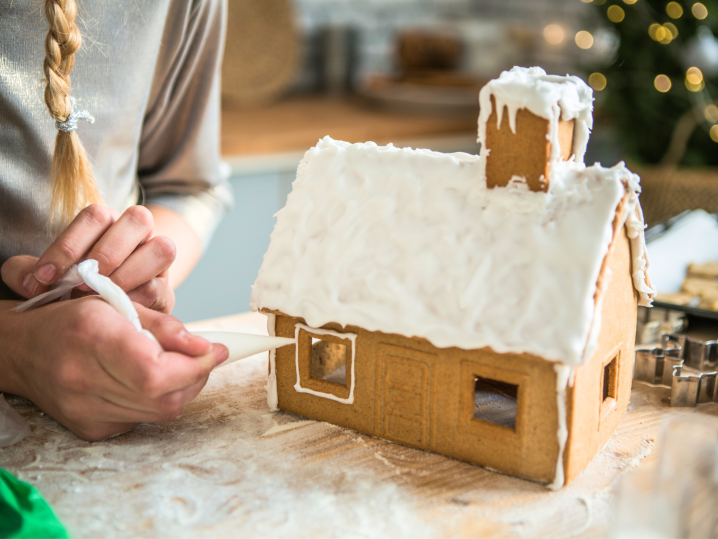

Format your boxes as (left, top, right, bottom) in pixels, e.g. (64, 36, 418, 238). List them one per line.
(0, 468, 69, 539)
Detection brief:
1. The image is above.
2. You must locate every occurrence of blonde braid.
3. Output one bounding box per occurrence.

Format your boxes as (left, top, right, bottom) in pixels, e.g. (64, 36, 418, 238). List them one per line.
(43, 0, 102, 227)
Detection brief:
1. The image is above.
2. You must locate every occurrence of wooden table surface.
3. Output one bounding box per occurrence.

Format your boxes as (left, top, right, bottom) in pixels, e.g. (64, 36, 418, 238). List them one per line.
(2, 312, 717, 538)
(221, 96, 478, 157)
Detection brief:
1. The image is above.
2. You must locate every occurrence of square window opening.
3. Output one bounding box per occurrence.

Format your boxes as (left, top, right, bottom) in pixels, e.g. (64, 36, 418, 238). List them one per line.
(310, 337, 348, 386)
(603, 356, 618, 402)
(473, 376, 518, 430)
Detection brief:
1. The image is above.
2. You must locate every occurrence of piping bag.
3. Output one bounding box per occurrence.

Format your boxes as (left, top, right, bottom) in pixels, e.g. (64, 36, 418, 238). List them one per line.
(12, 259, 295, 368)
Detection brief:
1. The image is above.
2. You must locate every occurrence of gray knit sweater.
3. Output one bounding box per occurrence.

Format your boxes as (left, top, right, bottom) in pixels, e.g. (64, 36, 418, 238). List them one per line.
(0, 0, 232, 299)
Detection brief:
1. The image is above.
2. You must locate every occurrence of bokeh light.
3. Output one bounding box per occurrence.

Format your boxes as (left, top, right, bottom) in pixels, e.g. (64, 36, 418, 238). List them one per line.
(664, 22, 678, 39)
(666, 1, 684, 18)
(685, 79, 705, 91)
(686, 67, 705, 91)
(589, 72, 607, 91)
(544, 24, 566, 45)
(649, 23, 675, 44)
(607, 5, 626, 22)
(623, 0, 638, 4)
(710, 125, 718, 142)
(654, 74, 672, 92)
(705, 105, 718, 123)
(692, 2, 708, 19)
(686, 67, 704, 84)
(575, 30, 595, 49)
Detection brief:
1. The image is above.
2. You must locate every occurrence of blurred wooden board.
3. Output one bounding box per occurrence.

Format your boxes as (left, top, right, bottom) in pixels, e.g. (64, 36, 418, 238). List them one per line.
(221, 96, 479, 157)
(222, 0, 298, 107)
(1, 312, 716, 538)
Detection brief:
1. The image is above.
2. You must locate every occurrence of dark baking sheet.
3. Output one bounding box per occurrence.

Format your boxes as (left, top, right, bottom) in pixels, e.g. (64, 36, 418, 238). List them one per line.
(653, 300, 718, 321)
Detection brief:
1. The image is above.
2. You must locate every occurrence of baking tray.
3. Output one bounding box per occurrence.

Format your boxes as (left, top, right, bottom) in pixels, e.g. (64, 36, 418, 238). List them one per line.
(652, 300, 718, 321)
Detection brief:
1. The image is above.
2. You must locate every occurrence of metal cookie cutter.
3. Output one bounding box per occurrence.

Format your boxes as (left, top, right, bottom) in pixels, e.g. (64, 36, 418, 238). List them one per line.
(634, 334, 718, 407)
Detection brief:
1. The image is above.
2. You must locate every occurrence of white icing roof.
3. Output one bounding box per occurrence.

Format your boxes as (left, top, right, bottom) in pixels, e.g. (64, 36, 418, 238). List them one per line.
(251, 137, 652, 366)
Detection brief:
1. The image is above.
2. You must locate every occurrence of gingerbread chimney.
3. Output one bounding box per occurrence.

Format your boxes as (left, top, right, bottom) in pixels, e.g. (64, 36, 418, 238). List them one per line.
(478, 67, 593, 193)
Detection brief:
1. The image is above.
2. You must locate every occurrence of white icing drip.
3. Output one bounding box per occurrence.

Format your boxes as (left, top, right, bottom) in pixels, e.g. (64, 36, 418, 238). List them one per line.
(548, 364, 572, 491)
(266, 313, 279, 411)
(619, 189, 656, 307)
(251, 138, 651, 367)
(477, 66, 594, 168)
(293, 323, 357, 405)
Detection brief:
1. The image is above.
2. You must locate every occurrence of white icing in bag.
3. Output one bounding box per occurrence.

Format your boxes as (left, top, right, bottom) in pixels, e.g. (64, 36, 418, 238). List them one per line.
(13, 261, 295, 366)
(13, 260, 159, 345)
(78, 260, 158, 344)
(191, 331, 294, 368)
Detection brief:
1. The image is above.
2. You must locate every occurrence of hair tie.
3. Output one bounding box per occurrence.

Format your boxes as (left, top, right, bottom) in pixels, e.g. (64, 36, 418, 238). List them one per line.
(54, 97, 94, 133)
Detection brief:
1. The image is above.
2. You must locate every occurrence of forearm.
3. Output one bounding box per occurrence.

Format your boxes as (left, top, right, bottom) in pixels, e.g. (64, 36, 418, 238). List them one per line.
(147, 205, 202, 289)
(0, 301, 28, 396)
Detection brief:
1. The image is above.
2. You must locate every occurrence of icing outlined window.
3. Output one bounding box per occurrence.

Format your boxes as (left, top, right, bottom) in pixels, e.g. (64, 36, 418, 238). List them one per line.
(294, 323, 357, 404)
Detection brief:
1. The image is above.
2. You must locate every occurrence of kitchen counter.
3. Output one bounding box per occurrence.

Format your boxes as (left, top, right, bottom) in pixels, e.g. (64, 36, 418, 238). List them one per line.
(221, 96, 480, 175)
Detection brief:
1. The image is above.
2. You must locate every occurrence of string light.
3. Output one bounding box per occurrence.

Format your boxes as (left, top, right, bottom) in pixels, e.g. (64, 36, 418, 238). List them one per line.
(710, 125, 718, 142)
(607, 5, 626, 22)
(666, 1, 684, 18)
(692, 2, 708, 19)
(575, 30, 594, 49)
(544, 24, 566, 45)
(589, 73, 607, 90)
(705, 105, 718, 123)
(654, 75, 672, 92)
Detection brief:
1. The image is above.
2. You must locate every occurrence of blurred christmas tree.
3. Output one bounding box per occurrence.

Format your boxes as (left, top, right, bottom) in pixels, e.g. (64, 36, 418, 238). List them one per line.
(581, 0, 718, 166)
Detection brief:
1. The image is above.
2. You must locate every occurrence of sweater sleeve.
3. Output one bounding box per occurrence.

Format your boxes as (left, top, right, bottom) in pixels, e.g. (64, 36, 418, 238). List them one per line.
(137, 0, 233, 251)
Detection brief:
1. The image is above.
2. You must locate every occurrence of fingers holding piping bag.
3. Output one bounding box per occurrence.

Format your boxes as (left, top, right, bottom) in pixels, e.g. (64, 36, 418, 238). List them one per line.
(32, 204, 119, 288)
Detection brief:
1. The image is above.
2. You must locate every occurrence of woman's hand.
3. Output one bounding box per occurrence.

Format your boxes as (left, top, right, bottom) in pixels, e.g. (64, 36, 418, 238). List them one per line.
(1, 204, 177, 313)
(1, 297, 228, 441)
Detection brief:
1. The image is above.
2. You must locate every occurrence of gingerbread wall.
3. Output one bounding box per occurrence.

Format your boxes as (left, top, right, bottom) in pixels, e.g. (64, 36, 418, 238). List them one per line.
(270, 310, 568, 484)
(563, 219, 638, 483)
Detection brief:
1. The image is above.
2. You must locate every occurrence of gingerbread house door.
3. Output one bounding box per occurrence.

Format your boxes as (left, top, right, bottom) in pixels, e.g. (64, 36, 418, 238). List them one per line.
(376, 344, 435, 450)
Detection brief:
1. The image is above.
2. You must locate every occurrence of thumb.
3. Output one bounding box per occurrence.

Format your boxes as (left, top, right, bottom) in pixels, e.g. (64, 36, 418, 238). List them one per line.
(1, 255, 50, 299)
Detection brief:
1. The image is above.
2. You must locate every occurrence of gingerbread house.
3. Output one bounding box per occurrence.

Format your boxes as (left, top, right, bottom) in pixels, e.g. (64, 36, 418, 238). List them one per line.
(250, 67, 655, 489)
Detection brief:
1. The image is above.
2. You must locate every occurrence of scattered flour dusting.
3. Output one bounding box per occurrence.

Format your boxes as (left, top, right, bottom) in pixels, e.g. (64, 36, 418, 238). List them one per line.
(0, 315, 688, 539)
(262, 420, 316, 437)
